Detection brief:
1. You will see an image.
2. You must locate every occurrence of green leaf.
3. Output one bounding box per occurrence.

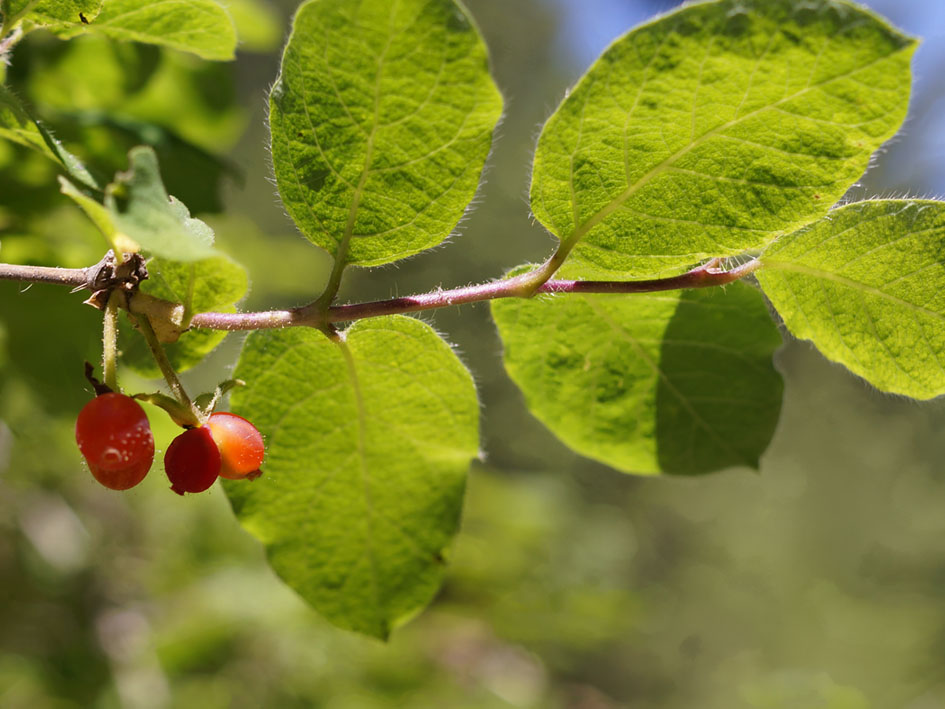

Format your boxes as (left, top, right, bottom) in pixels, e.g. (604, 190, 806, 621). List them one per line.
(270, 0, 502, 267)
(218, 0, 281, 53)
(104, 146, 216, 261)
(25, 35, 245, 152)
(120, 253, 247, 376)
(531, 0, 916, 279)
(226, 316, 479, 638)
(0, 84, 99, 188)
(146, 254, 247, 323)
(757, 200, 945, 400)
(1, 0, 101, 31)
(492, 282, 783, 475)
(53, 115, 235, 214)
(59, 176, 115, 240)
(27, 36, 161, 112)
(55, 0, 237, 61)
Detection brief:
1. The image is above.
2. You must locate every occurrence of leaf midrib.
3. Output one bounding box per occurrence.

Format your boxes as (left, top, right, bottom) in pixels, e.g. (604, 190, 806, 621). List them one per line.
(761, 259, 945, 323)
(337, 338, 384, 636)
(334, 4, 398, 267)
(583, 296, 753, 467)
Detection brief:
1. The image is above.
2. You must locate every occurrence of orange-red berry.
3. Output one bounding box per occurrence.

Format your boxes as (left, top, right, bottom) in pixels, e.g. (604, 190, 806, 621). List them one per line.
(164, 426, 221, 495)
(206, 412, 264, 480)
(75, 393, 154, 490)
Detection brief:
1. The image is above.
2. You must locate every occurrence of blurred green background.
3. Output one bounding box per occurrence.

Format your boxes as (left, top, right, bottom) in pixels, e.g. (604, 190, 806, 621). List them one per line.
(3, 0, 945, 706)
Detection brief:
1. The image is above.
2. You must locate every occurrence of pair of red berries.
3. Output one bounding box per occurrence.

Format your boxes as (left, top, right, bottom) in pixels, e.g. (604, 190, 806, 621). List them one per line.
(75, 393, 264, 494)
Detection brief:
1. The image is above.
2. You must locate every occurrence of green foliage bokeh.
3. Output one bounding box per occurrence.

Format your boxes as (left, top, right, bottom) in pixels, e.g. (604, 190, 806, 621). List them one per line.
(2, 0, 945, 706)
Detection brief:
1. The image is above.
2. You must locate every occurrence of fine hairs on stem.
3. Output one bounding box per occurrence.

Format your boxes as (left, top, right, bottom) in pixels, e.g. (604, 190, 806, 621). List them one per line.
(0, 255, 762, 333)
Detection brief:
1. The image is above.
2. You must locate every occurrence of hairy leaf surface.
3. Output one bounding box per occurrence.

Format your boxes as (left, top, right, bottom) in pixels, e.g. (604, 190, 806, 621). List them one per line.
(531, 0, 915, 278)
(758, 200, 945, 400)
(492, 282, 783, 475)
(54, 0, 237, 60)
(227, 316, 479, 638)
(270, 0, 502, 267)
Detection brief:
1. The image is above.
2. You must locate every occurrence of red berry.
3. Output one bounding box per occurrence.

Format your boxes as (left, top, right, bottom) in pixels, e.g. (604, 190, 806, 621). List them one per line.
(206, 412, 264, 481)
(75, 393, 154, 490)
(164, 426, 221, 495)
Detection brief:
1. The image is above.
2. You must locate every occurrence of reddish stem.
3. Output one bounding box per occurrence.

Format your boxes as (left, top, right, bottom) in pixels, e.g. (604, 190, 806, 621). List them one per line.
(0, 255, 761, 332)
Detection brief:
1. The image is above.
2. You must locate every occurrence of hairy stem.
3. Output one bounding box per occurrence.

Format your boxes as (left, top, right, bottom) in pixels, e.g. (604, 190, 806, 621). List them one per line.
(134, 314, 197, 422)
(0, 263, 92, 288)
(0, 25, 23, 58)
(0, 255, 762, 332)
(189, 259, 761, 330)
(102, 291, 121, 392)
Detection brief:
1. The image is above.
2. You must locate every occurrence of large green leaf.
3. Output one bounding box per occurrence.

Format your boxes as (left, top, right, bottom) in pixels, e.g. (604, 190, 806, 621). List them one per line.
(492, 282, 783, 475)
(531, 0, 915, 279)
(0, 84, 98, 188)
(120, 253, 247, 376)
(55, 0, 237, 60)
(270, 0, 502, 267)
(758, 200, 945, 400)
(226, 316, 479, 638)
(1, 0, 101, 31)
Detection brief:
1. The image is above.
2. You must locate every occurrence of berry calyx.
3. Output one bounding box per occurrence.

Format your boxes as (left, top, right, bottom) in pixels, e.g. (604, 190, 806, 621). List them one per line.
(164, 426, 221, 495)
(75, 393, 155, 490)
(206, 412, 265, 480)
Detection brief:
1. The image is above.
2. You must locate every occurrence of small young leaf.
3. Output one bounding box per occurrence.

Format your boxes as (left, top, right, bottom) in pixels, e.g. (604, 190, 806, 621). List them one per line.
(758, 200, 945, 400)
(1, 0, 102, 31)
(226, 316, 479, 638)
(53, 0, 237, 61)
(120, 253, 248, 376)
(531, 0, 916, 278)
(492, 282, 783, 475)
(0, 84, 99, 188)
(104, 146, 216, 261)
(270, 0, 502, 267)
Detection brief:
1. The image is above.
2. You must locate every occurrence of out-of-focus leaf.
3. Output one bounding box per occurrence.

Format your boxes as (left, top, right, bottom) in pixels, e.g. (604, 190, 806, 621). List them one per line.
(55, 0, 237, 60)
(26, 36, 161, 111)
(492, 280, 783, 475)
(58, 175, 116, 246)
(758, 200, 945, 400)
(0, 84, 98, 188)
(219, 0, 281, 52)
(227, 316, 480, 638)
(1, 0, 101, 32)
(118, 50, 244, 150)
(531, 0, 916, 278)
(270, 0, 502, 266)
(0, 146, 68, 229)
(20, 35, 243, 152)
(51, 114, 235, 213)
